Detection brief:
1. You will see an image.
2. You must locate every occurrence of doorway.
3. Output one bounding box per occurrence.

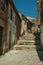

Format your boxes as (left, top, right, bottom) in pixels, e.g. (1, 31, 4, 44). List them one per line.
(9, 31, 11, 50)
(0, 26, 3, 55)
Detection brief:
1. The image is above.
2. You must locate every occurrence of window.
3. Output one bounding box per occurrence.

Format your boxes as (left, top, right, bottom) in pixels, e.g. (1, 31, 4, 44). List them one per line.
(41, 11, 43, 22)
(10, 8, 12, 20)
(1, 0, 5, 11)
(41, 1, 43, 22)
(41, 2, 43, 10)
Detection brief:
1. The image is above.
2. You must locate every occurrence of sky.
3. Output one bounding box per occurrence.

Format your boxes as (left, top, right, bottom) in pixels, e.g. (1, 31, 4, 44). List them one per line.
(13, 0, 38, 18)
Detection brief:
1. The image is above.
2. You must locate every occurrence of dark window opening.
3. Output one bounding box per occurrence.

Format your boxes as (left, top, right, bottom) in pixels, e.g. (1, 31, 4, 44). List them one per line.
(41, 11, 43, 16)
(41, 1, 43, 10)
(41, 11, 43, 22)
(1, 0, 5, 11)
(9, 31, 11, 50)
(10, 8, 12, 20)
(0, 26, 3, 55)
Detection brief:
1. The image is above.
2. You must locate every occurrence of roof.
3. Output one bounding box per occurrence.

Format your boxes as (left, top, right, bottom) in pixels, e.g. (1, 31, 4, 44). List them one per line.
(19, 13, 33, 24)
(27, 17, 37, 23)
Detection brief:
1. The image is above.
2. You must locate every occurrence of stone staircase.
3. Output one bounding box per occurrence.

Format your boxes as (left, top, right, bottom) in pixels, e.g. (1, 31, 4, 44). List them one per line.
(14, 45, 42, 51)
(13, 33, 42, 51)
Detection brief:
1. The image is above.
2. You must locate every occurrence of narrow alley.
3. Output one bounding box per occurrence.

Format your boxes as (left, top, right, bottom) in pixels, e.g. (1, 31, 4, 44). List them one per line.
(0, 50, 43, 65)
(0, 0, 43, 65)
(0, 32, 43, 65)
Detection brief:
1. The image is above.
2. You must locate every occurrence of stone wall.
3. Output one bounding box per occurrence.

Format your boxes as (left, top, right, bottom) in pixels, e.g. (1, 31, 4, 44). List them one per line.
(20, 20, 27, 35)
(7, 3, 17, 50)
(0, 19, 6, 55)
(0, 0, 21, 55)
(0, 0, 8, 55)
(7, 3, 21, 49)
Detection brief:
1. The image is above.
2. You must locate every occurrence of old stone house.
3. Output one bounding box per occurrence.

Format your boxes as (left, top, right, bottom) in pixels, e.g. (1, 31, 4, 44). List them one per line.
(7, 0, 21, 50)
(27, 17, 39, 33)
(41, 0, 43, 24)
(19, 14, 34, 35)
(0, 0, 21, 55)
(40, 0, 43, 46)
(0, 0, 8, 55)
(37, 0, 43, 46)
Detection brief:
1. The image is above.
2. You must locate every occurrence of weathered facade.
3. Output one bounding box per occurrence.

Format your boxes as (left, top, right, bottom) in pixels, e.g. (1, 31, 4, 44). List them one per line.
(0, 0, 21, 55)
(7, 2, 21, 49)
(19, 14, 28, 35)
(40, 0, 43, 46)
(27, 17, 40, 33)
(37, 0, 41, 25)
(0, 0, 8, 55)
(37, 0, 43, 46)
(41, 0, 43, 25)
(19, 14, 34, 35)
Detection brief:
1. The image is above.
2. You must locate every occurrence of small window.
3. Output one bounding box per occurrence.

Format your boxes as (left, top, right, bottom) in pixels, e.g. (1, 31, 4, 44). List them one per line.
(41, 0, 43, 10)
(41, 11, 43, 17)
(1, 0, 5, 11)
(41, 11, 43, 22)
(10, 8, 12, 20)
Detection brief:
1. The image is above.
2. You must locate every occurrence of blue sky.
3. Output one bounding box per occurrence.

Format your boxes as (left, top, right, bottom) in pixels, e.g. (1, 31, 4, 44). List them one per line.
(13, 0, 38, 18)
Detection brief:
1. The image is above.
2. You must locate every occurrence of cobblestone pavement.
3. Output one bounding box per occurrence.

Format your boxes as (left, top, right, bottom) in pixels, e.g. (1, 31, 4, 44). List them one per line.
(0, 50, 43, 65)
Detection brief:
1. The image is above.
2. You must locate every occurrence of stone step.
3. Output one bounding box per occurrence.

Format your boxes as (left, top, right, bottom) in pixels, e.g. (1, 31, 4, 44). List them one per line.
(17, 40, 40, 45)
(20, 33, 35, 40)
(18, 42, 35, 45)
(17, 40, 35, 45)
(13, 45, 42, 51)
